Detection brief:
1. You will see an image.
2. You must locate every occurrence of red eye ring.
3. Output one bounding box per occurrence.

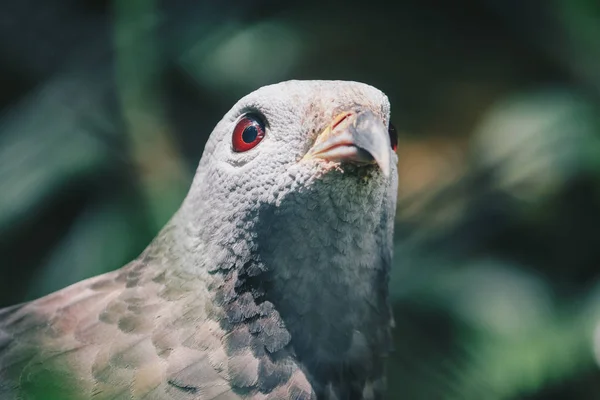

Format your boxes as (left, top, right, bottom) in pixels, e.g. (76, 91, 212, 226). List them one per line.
(388, 122, 398, 152)
(232, 114, 266, 152)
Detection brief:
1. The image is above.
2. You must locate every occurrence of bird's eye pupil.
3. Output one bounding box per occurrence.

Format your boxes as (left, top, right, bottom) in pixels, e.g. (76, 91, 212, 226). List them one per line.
(242, 126, 258, 143)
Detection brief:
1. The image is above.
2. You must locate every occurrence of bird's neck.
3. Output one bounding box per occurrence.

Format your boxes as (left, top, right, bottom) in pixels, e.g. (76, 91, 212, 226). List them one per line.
(247, 195, 394, 395)
(173, 175, 395, 396)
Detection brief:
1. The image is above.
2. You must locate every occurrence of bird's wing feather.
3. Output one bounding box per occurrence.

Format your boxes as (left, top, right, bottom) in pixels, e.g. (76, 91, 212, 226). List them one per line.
(0, 255, 314, 399)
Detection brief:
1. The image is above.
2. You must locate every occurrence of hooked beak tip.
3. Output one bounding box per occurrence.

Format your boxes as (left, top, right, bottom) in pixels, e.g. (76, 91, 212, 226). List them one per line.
(304, 110, 392, 177)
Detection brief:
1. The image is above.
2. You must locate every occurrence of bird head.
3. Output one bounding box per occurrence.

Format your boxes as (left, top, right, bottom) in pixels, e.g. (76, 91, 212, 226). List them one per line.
(175, 80, 398, 278)
(182, 81, 398, 268)
(199, 80, 395, 174)
(198, 79, 396, 177)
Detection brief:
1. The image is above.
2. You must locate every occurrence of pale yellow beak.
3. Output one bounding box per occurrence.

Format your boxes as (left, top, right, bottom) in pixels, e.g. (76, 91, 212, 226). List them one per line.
(303, 110, 391, 177)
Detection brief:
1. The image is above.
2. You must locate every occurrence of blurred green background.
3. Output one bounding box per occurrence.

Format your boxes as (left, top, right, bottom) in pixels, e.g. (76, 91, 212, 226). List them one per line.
(1, 0, 600, 398)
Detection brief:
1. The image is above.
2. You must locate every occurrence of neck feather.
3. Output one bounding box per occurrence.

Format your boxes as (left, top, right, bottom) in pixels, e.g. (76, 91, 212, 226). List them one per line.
(174, 170, 395, 396)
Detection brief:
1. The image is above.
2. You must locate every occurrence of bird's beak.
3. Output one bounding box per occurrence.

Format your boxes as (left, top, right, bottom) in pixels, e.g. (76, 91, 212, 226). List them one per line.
(303, 110, 391, 177)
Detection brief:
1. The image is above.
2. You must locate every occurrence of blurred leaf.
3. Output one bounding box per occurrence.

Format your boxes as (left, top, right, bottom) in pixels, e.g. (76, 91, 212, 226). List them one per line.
(471, 88, 600, 205)
(0, 76, 115, 235)
(24, 195, 148, 300)
(113, 0, 191, 230)
(180, 20, 304, 97)
(390, 256, 597, 399)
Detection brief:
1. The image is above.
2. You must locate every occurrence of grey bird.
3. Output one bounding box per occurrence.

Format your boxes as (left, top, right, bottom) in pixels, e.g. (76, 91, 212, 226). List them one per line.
(0, 80, 398, 400)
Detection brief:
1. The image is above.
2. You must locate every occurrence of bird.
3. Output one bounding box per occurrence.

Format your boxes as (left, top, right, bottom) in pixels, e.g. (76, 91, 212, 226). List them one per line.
(0, 80, 398, 400)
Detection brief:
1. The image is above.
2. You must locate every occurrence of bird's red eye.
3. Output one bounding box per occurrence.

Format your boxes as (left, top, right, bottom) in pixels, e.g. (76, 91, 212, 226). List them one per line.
(232, 114, 266, 152)
(388, 123, 398, 152)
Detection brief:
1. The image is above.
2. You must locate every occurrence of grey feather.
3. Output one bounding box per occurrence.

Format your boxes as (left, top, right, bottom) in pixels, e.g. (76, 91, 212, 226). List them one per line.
(0, 80, 398, 399)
